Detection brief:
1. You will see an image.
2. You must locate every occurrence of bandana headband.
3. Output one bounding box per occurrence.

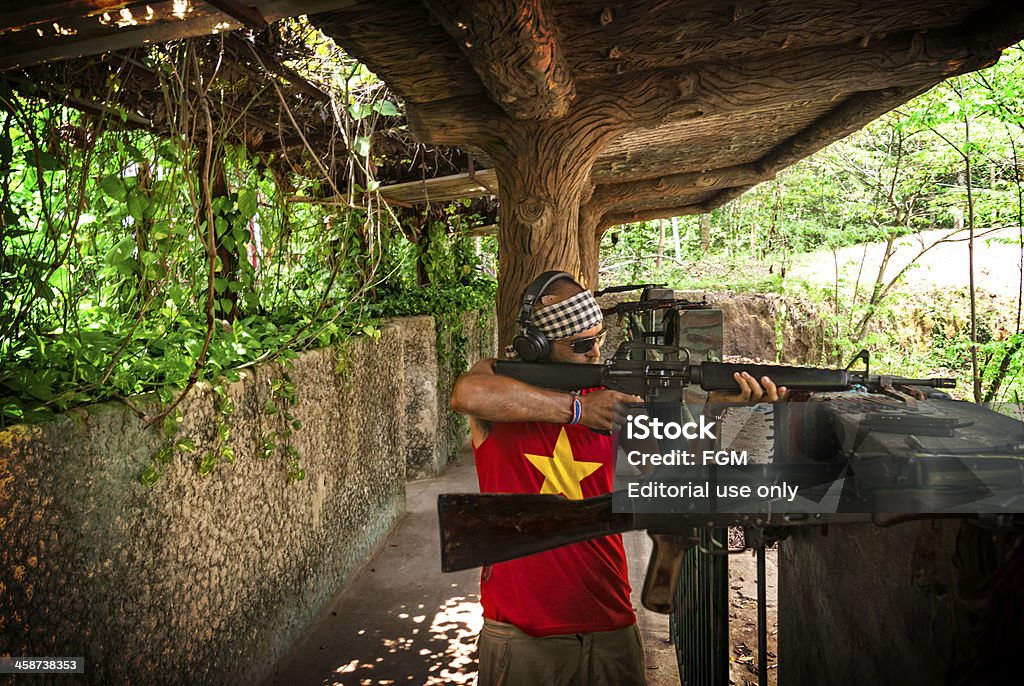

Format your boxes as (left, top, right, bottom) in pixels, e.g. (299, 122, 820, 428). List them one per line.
(504, 288, 605, 360)
(532, 290, 604, 341)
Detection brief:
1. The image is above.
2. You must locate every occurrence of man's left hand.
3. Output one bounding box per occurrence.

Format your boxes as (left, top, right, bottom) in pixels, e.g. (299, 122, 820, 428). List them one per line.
(707, 372, 788, 404)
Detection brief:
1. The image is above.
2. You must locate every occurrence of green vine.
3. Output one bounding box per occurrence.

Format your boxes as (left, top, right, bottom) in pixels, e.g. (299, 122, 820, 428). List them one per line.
(261, 372, 305, 484)
(139, 409, 193, 487)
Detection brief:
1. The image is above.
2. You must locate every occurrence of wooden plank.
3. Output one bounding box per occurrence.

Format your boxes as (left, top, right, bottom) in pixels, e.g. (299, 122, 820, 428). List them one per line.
(377, 168, 500, 205)
(0, 3, 243, 71)
(204, 0, 266, 29)
(0, 0, 358, 71)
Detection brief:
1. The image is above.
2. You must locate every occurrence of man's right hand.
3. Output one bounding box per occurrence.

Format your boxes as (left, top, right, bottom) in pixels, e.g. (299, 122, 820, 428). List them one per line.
(579, 390, 643, 431)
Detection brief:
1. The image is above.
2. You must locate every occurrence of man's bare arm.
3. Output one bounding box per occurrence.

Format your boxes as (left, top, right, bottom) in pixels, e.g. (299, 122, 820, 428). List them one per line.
(451, 358, 640, 446)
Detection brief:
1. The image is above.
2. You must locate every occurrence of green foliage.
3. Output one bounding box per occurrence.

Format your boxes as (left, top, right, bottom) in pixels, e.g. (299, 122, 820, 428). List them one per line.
(257, 372, 306, 485)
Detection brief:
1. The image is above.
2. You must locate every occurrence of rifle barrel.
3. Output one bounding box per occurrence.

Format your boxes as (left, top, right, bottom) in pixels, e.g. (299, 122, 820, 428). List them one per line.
(494, 359, 956, 395)
(855, 374, 957, 389)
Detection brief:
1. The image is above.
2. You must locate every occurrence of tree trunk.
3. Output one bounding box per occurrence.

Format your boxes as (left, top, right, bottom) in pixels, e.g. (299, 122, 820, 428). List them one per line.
(700, 213, 711, 253)
(656, 219, 665, 270)
(671, 216, 681, 261)
(577, 204, 605, 292)
(489, 122, 606, 349)
(964, 117, 981, 403)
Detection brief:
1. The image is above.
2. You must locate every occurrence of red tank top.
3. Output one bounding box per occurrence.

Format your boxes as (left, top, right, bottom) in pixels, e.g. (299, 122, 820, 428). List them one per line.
(473, 415, 636, 637)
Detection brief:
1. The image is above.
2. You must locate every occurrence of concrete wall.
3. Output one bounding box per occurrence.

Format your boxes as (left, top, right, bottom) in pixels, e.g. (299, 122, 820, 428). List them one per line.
(0, 310, 494, 685)
(400, 317, 441, 480)
(434, 310, 497, 478)
(402, 310, 496, 480)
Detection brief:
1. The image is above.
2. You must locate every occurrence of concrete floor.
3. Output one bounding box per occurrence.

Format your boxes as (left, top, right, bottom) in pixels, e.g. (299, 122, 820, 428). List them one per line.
(265, 442, 681, 686)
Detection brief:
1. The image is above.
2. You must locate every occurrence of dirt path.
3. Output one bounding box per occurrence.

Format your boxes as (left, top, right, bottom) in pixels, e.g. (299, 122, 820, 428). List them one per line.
(788, 226, 1024, 296)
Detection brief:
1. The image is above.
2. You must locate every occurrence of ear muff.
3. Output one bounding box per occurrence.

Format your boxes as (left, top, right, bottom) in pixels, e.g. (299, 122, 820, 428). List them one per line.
(511, 326, 550, 362)
(511, 270, 574, 362)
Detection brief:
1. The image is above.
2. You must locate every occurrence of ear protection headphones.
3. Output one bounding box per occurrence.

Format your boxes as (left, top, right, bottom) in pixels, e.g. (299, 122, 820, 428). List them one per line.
(511, 270, 575, 362)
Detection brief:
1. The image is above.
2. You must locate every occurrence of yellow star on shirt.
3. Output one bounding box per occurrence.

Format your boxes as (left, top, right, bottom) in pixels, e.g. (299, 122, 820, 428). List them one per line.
(524, 427, 603, 500)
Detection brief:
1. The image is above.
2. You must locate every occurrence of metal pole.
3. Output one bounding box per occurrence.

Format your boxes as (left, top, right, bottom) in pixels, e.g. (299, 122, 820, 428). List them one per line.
(757, 543, 768, 686)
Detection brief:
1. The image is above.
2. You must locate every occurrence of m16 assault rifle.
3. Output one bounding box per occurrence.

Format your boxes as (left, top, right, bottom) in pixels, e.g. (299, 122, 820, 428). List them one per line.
(593, 283, 667, 297)
(601, 297, 709, 318)
(492, 344, 956, 400)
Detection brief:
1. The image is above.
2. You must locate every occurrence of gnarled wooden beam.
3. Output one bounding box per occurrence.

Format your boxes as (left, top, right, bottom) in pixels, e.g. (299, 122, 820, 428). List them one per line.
(587, 82, 937, 216)
(967, 0, 1024, 55)
(0, 1, 139, 34)
(600, 186, 752, 230)
(411, 24, 1000, 151)
(701, 186, 757, 214)
(601, 204, 706, 230)
(589, 164, 765, 210)
(421, 0, 574, 120)
(593, 28, 996, 121)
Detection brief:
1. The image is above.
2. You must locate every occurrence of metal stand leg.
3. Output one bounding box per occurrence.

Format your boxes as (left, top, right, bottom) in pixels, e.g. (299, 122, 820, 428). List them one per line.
(757, 543, 768, 686)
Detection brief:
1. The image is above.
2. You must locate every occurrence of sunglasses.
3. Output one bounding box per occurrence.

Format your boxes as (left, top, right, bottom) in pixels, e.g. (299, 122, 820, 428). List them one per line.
(556, 330, 606, 354)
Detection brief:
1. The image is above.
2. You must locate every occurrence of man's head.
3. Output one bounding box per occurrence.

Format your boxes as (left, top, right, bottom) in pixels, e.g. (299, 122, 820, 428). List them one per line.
(511, 273, 605, 365)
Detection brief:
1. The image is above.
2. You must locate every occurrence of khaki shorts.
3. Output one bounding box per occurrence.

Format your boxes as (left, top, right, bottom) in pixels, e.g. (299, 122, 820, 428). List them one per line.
(477, 619, 647, 686)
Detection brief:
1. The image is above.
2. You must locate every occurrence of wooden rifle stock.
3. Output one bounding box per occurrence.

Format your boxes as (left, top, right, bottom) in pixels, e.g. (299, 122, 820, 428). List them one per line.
(438, 493, 697, 613)
(437, 493, 633, 572)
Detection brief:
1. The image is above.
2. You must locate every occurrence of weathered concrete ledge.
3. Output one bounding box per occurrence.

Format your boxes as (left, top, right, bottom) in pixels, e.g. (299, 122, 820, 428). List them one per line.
(0, 310, 495, 685)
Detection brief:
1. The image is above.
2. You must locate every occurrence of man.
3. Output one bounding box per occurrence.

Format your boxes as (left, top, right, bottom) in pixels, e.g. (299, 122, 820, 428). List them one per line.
(451, 273, 784, 685)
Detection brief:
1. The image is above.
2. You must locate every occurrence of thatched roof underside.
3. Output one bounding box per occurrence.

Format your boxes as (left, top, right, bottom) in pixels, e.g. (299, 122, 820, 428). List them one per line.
(1, 3, 468, 190)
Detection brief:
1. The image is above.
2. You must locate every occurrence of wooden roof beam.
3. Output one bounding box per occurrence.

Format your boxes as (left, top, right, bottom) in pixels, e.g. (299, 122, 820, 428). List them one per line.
(0, 0, 359, 71)
(617, 28, 997, 120)
(967, 0, 1024, 55)
(421, 0, 574, 120)
(589, 82, 937, 211)
(0, 1, 141, 34)
(377, 168, 499, 205)
(600, 186, 754, 229)
(602, 204, 706, 228)
(204, 0, 266, 30)
(590, 164, 765, 210)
